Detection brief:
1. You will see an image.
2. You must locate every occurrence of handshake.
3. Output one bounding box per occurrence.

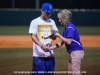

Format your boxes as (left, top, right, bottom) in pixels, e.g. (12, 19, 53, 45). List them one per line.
(41, 32, 61, 52)
(41, 44, 54, 52)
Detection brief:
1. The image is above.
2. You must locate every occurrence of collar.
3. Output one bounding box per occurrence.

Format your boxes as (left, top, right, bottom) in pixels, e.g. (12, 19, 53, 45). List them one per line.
(65, 21, 72, 28)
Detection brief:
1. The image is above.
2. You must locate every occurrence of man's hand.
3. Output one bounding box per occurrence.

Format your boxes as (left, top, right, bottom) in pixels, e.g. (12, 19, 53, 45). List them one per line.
(49, 34, 56, 40)
(44, 45, 57, 52)
(41, 45, 49, 52)
(41, 45, 54, 52)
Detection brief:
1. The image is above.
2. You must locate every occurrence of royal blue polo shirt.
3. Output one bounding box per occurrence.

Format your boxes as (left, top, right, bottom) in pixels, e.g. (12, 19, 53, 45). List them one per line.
(62, 21, 83, 53)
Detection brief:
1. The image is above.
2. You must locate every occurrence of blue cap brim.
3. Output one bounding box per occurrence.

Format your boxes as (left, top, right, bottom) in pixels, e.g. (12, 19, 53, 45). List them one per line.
(45, 10, 54, 14)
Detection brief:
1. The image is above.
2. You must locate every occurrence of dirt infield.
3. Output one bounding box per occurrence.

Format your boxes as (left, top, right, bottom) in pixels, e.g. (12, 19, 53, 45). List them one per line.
(0, 35, 100, 48)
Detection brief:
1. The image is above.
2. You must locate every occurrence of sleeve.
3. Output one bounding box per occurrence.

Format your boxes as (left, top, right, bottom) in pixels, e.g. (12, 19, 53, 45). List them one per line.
(66, 27, 75, 38)
(52, 20, 59, 34)
(28, 20, 37, 34)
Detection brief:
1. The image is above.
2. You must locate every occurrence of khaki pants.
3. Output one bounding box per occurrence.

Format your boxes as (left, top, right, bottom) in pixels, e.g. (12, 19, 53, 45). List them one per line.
(68, 50, 84, 75)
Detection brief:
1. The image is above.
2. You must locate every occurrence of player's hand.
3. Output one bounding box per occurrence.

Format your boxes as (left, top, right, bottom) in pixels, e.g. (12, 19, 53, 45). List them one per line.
(44, 47, 51, 52)
(54, 33, 61, 37)
(46, 46, 56, 51)
(42, 46, 53, 52)
(41, 45, 49, 52)
(41, 45, 47, 50)
(43, 47, 52, 52)
(49, 34, 56, 40)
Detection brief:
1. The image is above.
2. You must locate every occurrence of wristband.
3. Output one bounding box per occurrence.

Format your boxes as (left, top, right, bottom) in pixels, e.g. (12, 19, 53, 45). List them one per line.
(55, 44, 59, 48)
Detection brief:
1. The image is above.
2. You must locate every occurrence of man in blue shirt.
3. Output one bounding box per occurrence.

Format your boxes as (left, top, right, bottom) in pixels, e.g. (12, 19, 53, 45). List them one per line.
(45, 9, 84, 75)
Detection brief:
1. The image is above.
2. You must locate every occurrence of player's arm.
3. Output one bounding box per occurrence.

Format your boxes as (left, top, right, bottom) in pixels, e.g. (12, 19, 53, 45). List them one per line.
(49, 34, 57, 40)
(59, 36, 72, 45)
(31, 33, 42, 47)
(31, 33, 47, 50)
(48, 40, 64, 50)
(47, 33, 72, 51)
(54, 33, 72, 45)
(50, 31, 59, 40)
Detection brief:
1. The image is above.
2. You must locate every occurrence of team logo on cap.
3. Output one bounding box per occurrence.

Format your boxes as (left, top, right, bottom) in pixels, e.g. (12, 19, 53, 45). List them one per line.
(49, 5, 52, 9)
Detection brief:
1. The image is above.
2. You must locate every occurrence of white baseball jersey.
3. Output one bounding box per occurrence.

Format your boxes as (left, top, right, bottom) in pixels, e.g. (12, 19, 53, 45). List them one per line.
(29, 17, 58, 57)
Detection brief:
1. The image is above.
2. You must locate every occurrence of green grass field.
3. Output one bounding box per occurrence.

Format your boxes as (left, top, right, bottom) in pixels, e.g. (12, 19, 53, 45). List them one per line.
(0, 26, 100, 35)
(0, 48, 100, 75)
(0, 26, 100, 75)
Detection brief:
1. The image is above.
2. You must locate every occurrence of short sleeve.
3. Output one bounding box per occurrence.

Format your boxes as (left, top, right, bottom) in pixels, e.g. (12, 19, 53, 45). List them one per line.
(67, 27, 75, 38)
(28, 20, 37, 34)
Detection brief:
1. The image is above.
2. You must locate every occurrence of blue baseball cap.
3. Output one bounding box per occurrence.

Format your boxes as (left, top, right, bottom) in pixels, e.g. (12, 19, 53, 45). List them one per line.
(41, 3, 54, 14)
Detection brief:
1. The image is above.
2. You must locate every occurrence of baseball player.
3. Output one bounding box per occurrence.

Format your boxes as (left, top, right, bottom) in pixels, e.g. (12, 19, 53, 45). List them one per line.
(47, 9, 84, 75)
(28, 3, 58, 75)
